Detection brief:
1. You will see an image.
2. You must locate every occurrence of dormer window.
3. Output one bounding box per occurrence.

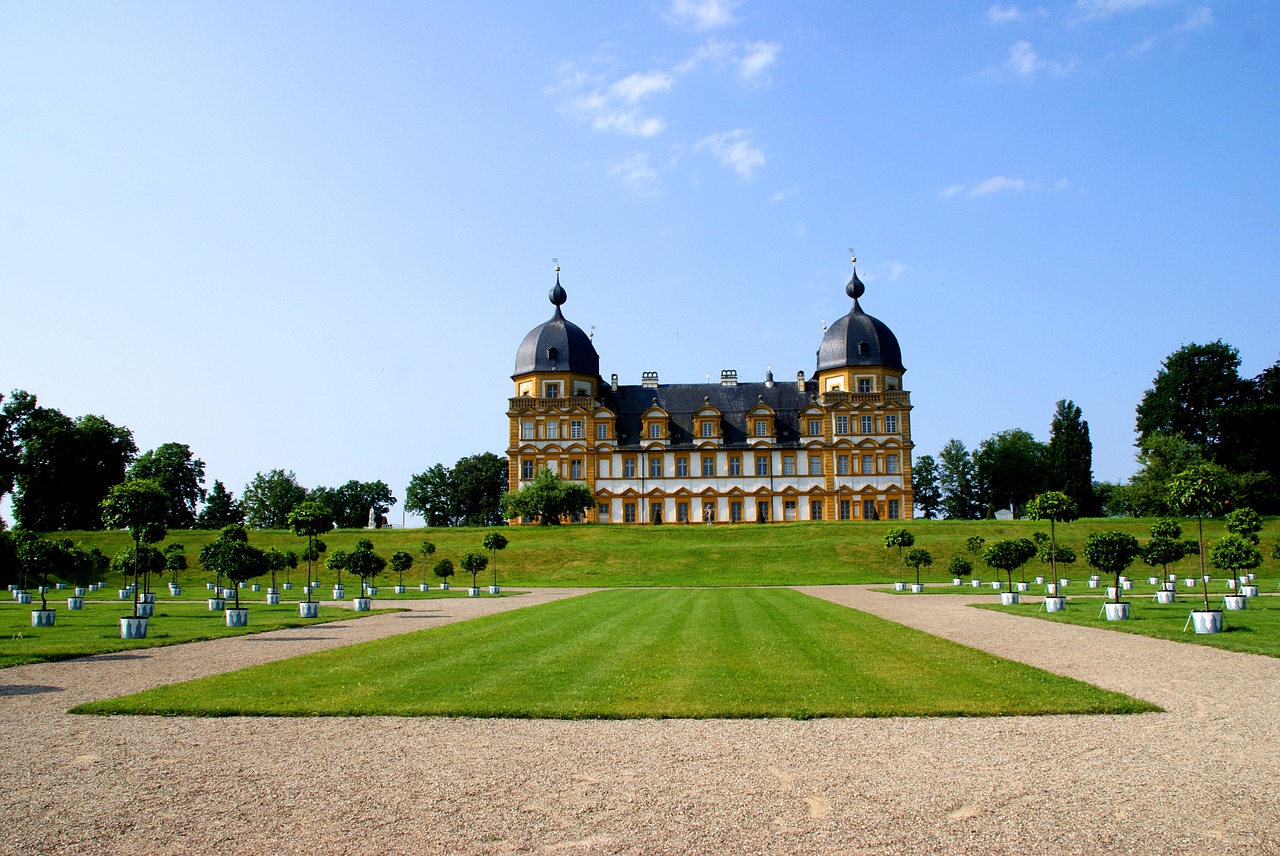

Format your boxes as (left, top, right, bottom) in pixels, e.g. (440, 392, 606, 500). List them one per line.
(858, 341, 870, 356)
(547, 347, 558, 360)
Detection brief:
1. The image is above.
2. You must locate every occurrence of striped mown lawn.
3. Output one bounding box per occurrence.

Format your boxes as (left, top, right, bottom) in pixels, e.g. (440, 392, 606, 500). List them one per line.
(75, 589, 1157, 719)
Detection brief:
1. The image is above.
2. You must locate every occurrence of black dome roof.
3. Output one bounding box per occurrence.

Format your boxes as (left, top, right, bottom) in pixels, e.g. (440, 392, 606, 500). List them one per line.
(513, 272, 600, 377)
(816, 267, 904, 372)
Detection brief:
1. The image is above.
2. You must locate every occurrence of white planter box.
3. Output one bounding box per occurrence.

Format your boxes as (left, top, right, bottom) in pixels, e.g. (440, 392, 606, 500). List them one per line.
(135, 603, 154, 618)
(1226, 579, 1236, 590)
(299, 601, 319, 618)
(468, 587, 481, 597)
(1034, 577, 1045, 585)
(333, 586, 345, 599)
(225, 608, 249, 627)
(67, 597, 84, 610)
(1121, 580, 1133, 590)
(1103, 602, 1131, 621)
(489, 585, 501, 594)
(420, 583, 431, 592)
(1044, 596, 1066, 613)
(266, 592, 281, 605)
(440, 582, 450, 590)
(120, 616, 148, 639)
(1242, 585, 1259, 598)
(1000, 592, 1019, 606)
(251, 584, 261, 592)
(353, 598, 371, 612)
(1191, 610, 1223, 634)
(971, 579, 982, 587)
(990, 581, 1002, 590)
(910, 584, 924, 594)
(1223, 595, 1248, 611)
(395, 585, 407, 594)
(1016, 582, 1029, 592)
(952, 578, 962, 585)
(1185, 578, 1198, 588)
(208, 598, 225, 611)
(1156, 590, 1176, 604)
(207, 582, 216, 590)
(283, 583, 293, 590)
(1045, 583, 1058, 595)
(1058, 579, 1069, 587)
(1088, 579, 1099, 588)
(31, 610, 56, 627)
(893, 582, 906, 591)
(17, 592, 32, 605)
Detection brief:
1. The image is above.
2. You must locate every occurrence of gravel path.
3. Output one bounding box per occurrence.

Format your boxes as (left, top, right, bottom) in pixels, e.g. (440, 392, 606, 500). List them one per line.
(2, 586, 1278, 855)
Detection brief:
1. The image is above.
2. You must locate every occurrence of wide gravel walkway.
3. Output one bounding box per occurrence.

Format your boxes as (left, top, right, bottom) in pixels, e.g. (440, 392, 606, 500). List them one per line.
(2, 586, 1278, 855)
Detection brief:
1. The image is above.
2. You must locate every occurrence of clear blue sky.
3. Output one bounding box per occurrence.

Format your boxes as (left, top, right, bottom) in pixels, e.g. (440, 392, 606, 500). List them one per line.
(3, 1, 1276, 524)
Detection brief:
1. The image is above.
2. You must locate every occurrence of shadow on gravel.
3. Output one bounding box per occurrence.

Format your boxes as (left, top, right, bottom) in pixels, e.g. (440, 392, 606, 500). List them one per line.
(0, 684, 63, 696)
(90, 653, 147, 662)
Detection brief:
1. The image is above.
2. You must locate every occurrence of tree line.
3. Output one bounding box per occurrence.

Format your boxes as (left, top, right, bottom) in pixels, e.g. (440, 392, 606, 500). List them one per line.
(912, 341, 1279, 519)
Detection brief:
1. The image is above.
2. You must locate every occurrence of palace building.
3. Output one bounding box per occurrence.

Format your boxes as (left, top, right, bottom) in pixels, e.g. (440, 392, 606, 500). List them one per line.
(507, 259, 914, 524)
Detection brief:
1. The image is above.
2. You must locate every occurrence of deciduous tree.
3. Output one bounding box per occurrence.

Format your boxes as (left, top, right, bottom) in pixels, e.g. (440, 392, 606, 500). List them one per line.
(129, 443, 206, 528)
(241, 469, 306, 529)
(911, 454, 942, 519)
(503, 467, 593, 525)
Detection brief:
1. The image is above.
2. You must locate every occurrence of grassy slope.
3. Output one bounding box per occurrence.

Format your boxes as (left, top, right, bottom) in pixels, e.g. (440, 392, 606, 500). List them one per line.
(73, 588, 1157, 719)
(35, 517, 1280, 589)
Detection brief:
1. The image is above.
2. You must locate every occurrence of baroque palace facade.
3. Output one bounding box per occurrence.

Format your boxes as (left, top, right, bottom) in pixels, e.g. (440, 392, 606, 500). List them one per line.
(507, 260, 914, 524)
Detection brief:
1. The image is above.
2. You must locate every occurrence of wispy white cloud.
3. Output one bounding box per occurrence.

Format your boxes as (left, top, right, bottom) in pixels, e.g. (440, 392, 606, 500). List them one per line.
(940, 176, 1072, 199)
(737, 40, 781, 82)
(610, 71, 675, 103)
(1171, 5, 1213, 33)
(695, 129, 765, 179)
(1004, 40, 1076, 79)
(1072, 0, 1167, 24)
(666, 0, 736, 31)
(770, 185, 800, 202)
(609, 152, 661, 190)
(593, 111, 666, 136)
(551, 64, 671, 137)
(987, 4, 1048, 24)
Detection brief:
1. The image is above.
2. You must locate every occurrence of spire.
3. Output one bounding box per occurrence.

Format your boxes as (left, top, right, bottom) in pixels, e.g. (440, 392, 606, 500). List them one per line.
(549, 265, 567, 312)
(845, 254, 866, 308)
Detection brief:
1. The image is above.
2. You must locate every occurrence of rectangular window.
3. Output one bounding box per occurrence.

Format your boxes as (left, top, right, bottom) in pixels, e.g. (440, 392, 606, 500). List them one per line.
(701, 421, 714, 438)
(757, 501, 770, 523)
(623, 458, 636, 478)
(730, 501, 743, 523)
(861, 415, 874, 434)
(754, 419, 768, 437)
(701, 501, 716, 523)
(857, 378, 872, 393)
(596, 423, 609, 439)
(545, 382, 561, 399)
(677, 502, 689, 524)
(862, 455, 875, 475)
(597, 503, 609, 520)
(864, 499, 877, 520)
(570, 459, 583, 479)
(835, 415, 849, 434)
(649, 422, 663, 439)
(886, 454, 899, 475)
(521, 421, 534, 440)
(546, 421, 559, 439)
(782, 456, 796, 476)
(649, 457, 663, 478)
(702, 456, 715, 477)
(599, 459, 611, 478)
(839, 500, 851, 520)
(570, 420, 583, 439)
(888, 499, 900, 520)
(624, 503, 636, 523)
(676, 457, 689, 477)
(755, 455, 770, 476)
(784, 500, 797, 521)
(885, 414, 898, 434)
(808, 456, 822, 476)
(729, 456, 742, 476)
(809, 419, 821, 436)
(521, 460, 534, 480)
(837, 455, 850, 475)
(650, 502, 663, 524)
(810, 500, 823, 520)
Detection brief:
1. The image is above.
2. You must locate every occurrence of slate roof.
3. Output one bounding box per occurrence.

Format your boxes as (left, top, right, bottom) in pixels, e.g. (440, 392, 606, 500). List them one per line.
(816, 298, 904, 372)
(602, 381, 818, 449)
(513, 277, 600, 377)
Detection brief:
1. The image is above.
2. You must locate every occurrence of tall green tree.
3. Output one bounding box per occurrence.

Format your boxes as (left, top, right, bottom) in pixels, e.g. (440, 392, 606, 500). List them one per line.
(1136, 341, 1249, 461)
(1168, 462, 1229, 611)
(129, 442, 206, 528)
(405, 464, 456, 527)
(196, 480, 244, 528)
(983, 538, 1037, 590)
(1026, 491, 1078, 579)
(974, 429, 1048, 516)
(911, 454, 942, 519)
(503, 467, 593, 525)
(938, 439, 980, 520)
(241, 469, 306, 529)
(1083, 531, 1141, 604)
(452, 452, 509, 526)
(1047, 400, 1098, 516)
(310, 480, 397, 529)
(288, 500, 333, 602)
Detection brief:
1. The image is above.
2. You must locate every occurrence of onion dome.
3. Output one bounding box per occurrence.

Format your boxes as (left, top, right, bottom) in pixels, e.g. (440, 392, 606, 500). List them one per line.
(816, 258, 904, 371)
(513, 268, 600, 377)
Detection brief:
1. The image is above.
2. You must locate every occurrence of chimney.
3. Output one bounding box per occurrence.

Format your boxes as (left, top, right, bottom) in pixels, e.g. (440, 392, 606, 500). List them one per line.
(610, 373, 619, 392)
(764, 367, 775, 388)
(796, 371, 806, 391)
(719, 369, 738, 387)
(641, 371, 659, 389)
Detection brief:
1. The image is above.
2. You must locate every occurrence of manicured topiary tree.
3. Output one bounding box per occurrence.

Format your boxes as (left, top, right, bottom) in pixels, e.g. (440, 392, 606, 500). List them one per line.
(325, 549, 349, 589)
(289, 501, 333, 604)
(433, 557, 455, 588)
(947, 556, 972, 581)
(347, 540, 386, 597)
(883, 528, 914, 583)
(390, 550, 413, 588)
(111, 545, 165, 599)
(1224, 507, 1262, 545)
(964, 535, 985, 558)
(482, 531, 508, 589)
(1168, 463, 1227, 612)
(1084, 531, 1141, 605)
(101, 478, 169, 619)
(419, 540, 436, 586)
(163, 543, 186, 586)
(200, 535, 267, 609)
(1141, 536, 1186, 590)
(16, 535, 60, 614)
(1209, 534, 1262, 593)
(983, 539, 1037, 591)
(264, 547, 289, 591)
(1025, 491, 1078, 580)
(904, 547, 932, 588)
(461, 552, 488, 592)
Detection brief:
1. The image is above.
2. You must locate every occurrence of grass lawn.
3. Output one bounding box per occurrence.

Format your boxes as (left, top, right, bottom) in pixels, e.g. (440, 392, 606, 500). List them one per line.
(33, 516, 1280, 590)
(0, 600, 399, 669)
(981, 594, 1280, 658)
(73, 588, 1157, 719)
